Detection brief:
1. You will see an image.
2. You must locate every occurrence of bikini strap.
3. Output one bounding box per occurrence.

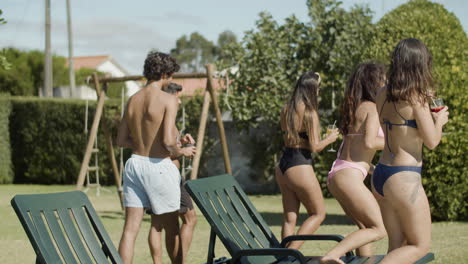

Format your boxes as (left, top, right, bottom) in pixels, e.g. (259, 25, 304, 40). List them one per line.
(379, 98, 386, 117)
(337, 139, 344, 159)
(392, 101, 408, 121)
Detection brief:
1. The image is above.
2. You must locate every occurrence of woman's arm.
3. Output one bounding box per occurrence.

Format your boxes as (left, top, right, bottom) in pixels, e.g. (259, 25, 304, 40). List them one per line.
(308, 110, 338, 152)
(413, 101, 449, 149)
(363, 103, 385, 150)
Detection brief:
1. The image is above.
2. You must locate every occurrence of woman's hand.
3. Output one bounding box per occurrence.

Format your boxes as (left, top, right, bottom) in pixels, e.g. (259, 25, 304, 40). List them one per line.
(326, 128, 340, 143)
(431, 106, 449, 127)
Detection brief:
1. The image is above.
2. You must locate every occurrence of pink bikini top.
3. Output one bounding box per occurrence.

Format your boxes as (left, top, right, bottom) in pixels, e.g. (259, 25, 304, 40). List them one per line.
(337, 127, 384, 158)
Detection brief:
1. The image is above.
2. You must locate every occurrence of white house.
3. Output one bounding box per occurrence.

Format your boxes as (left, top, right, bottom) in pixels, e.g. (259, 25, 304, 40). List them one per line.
(55, 55, 141, 100)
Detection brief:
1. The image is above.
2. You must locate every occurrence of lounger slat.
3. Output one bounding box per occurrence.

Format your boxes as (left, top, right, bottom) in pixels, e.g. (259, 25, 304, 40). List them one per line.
(83, 204, 122, 263)
(207, 191, 252, 249)
(215, 189, 263, 249)
(225, 187, 273, 247)
(57, 208, 94, 264)
(200, 192, 242, 253)
(30, 210, 63, 262)
(72, 207, 109, 263)
(44, 210, 78, 264)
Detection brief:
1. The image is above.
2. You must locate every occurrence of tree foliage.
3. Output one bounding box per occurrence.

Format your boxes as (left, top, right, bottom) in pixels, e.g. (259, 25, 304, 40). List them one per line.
(0, 10, 10, 70)
(0, 48, 69, 95)
(365, 0, 468, 221)
(170, 32, 218, 73)
(170, 31, 238, 73)
(0, 48, 123, 98)
(217, 0, 374, 183)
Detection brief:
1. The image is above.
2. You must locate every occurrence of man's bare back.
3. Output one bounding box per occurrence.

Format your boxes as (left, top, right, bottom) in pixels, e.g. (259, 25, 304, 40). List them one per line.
(117, 82, 181, 159)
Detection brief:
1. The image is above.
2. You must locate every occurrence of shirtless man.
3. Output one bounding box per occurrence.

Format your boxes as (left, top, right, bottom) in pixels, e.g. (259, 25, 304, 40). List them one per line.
(116, 52, 196, 264)
(148, 82, 198, 264)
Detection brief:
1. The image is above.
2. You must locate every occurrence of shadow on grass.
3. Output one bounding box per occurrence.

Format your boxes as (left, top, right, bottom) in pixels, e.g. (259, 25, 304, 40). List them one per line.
(98, 211, 354, 225)
(259, 212, 354, 226)
(99, 210, 156, 222)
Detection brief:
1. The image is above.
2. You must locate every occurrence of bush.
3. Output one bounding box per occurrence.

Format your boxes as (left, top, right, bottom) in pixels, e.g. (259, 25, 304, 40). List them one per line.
(9, 97, 124, 185)
(0, 94, 12, 183)
(365, 0, 468, 221)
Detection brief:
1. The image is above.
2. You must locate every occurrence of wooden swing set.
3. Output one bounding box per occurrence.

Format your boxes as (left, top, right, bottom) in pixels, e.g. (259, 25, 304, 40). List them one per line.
(76, 64, 232, 208)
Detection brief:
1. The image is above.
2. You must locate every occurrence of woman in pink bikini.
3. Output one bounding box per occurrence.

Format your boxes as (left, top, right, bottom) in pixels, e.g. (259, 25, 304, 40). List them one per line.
(321, 63, 387, 264)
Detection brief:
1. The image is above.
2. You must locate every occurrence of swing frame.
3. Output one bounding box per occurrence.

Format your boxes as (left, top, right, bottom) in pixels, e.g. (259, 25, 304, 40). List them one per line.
(76, 64, 232, 208)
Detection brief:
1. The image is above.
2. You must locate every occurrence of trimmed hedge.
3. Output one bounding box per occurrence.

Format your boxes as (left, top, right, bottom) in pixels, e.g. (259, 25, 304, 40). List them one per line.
(6, 95, 213, 185)
(365, 0, 468, 221)
(0, 94, 12, 183)
(9, 97, 124, 185)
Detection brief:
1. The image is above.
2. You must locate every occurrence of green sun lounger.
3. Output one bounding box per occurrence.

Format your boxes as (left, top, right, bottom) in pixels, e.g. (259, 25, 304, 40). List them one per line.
(185, 174, 435, 264)
(11, 191, 123, 264)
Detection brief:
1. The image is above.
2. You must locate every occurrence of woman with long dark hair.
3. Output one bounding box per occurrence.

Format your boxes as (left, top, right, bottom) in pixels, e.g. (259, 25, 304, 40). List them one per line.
(276, 71, 339, 249)
(321, 63, 387, 264)
(373, 38, 448, 264)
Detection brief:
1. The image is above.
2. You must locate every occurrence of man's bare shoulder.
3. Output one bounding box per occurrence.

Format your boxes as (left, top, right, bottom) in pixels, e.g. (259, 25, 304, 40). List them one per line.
(158, 91, 178, 107)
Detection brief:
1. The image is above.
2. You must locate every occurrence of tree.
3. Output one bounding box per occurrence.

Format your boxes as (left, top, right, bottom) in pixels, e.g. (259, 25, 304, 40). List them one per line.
(217, 0, 374, 182)
(0, 48, 70, 96)
(170, 32, 217, 73)
(216, 30, 238, 65)
(217, 30, 237, 49)
(365, 0, 468, 221)
(0, 10, 11, 70)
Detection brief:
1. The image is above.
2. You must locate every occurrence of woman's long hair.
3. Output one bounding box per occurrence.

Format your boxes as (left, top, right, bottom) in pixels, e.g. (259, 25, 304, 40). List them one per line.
(387, 38, 433, 104)
(340, 63, 386, 135)
(283, 71, 320, 143)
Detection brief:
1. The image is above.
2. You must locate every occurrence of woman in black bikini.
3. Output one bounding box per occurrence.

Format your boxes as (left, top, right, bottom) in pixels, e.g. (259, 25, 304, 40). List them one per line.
(373, 38, 449, 264)
(276, 71, 339, 249)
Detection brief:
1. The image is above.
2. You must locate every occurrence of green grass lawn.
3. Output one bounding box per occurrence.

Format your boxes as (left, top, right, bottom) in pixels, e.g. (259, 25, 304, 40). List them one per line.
(1, 184, 467, 264)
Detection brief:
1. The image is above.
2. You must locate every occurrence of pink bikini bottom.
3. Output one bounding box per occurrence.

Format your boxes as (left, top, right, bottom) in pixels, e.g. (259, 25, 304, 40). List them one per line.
(327, 159, 368, 184)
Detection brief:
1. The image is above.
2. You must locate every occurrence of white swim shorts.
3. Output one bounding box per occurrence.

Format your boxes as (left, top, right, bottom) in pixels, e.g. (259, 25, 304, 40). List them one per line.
(123, 154, 181, 215)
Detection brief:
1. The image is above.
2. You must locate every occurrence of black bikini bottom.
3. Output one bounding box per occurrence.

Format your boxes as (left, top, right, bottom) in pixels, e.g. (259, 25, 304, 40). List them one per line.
(279, 148, 312, 174)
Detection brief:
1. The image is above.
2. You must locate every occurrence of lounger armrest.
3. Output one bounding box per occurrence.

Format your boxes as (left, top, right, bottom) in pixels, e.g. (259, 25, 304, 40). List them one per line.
(281, 235, 354, 257)
(231, 248, 306, 264)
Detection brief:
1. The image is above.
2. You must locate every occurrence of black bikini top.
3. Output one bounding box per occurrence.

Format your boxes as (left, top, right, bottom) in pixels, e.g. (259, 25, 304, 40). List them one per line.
(298, 131, 309, 140)
(379, 98, 418, 155)
(282, 131, 309, 140)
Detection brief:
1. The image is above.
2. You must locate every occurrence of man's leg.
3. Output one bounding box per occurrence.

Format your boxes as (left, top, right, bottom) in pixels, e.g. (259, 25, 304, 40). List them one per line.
(149, 213, 164, 264)
(153, 211, 182, 264)
(119, 207, 145, 264)
(179, 208, 197, 263)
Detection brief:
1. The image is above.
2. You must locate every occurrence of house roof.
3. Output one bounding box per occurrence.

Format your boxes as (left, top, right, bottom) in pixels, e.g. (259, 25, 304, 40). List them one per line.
(66, 55, 110, 70)
(66, 55, 131, 76)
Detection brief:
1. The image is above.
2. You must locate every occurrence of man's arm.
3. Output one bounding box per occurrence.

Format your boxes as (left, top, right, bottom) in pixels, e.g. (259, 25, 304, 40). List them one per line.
(163, 96, 186, 157)
(116, 102, 133, 149)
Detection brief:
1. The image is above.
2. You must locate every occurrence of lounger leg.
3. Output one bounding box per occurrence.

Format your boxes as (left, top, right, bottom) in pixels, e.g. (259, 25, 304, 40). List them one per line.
(207, 229, 216, 264)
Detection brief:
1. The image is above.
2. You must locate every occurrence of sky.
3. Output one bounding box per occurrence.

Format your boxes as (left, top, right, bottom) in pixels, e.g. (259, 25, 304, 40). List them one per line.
(0, 0, 466, 74)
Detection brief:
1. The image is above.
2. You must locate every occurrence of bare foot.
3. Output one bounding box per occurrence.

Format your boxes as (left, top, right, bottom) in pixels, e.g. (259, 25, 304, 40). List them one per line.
(320, 255, 345, 264)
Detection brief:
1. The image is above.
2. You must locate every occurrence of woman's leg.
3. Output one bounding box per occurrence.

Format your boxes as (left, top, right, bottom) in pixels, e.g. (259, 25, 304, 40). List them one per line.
(276, 167, 300, 241)
(321, 169, 386, 264)
(378, 171, 431, 264)
(283, 165, 326, 250)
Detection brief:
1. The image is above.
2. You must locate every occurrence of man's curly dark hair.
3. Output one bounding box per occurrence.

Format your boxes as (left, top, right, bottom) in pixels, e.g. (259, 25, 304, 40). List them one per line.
(143, 51, 180, 82)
